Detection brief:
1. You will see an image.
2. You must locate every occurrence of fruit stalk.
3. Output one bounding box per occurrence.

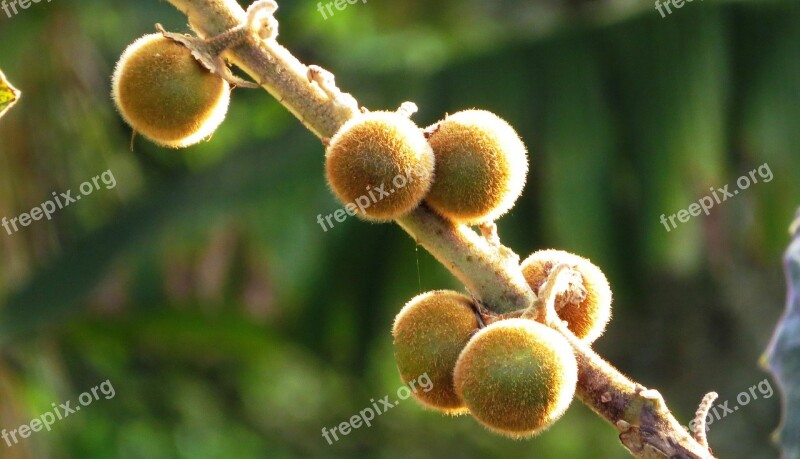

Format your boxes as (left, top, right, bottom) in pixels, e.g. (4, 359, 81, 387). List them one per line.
(164, 0, 715, 456)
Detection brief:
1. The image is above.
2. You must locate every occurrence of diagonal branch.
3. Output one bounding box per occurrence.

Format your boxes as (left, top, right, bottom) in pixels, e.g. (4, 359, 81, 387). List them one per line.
(161, 1, 715, 456)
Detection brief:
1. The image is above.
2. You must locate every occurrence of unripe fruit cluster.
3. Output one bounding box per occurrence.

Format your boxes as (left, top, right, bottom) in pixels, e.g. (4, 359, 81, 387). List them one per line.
(325, 109, 529, 222)
(110, 34, 608, 440)
(391, 253, 613, 439)
(392, 291, 580, 437)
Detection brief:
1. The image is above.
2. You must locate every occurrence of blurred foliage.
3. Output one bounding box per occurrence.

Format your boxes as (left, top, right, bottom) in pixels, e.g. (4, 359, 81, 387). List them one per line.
(0, 0, 796, 458)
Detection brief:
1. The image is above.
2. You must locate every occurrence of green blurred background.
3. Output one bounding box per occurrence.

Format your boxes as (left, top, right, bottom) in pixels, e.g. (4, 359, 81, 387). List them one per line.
(0, 0, 797, 457)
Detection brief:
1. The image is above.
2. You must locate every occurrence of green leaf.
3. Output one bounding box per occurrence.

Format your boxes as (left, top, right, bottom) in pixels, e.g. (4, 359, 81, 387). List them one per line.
(764, 209, 800, 459)
(540, 34, 615, 268)
(603, 6, 728, 273)
(0, 70, 20, 120)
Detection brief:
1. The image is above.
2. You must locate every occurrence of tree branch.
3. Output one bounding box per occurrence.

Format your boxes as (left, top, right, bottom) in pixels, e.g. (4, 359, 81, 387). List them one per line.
(160, 1, 715, 456)
(396, 206, 536, 314)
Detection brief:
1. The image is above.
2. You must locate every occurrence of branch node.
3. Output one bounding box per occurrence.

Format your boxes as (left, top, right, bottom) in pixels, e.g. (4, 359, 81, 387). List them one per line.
(640, 388, 661, 401)
(639, 388, 666, 412)
(307, 65, 360, 113)
(479, 222, 500, 247)
(156, 23, 259, 88)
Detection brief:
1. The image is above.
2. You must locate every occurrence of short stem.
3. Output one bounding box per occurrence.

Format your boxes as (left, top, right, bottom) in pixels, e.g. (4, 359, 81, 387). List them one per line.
(203, 26, 249, 56)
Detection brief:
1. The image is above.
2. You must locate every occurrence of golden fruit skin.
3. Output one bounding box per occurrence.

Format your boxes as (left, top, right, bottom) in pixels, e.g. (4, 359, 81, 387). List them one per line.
(112, 34, 231, 148)
(325, 111, 435, 221)
(453, 318, 577, 438)
(520, 249, 612, 343)
(392, 290, 478, 414)
(425, 110, 528, 224)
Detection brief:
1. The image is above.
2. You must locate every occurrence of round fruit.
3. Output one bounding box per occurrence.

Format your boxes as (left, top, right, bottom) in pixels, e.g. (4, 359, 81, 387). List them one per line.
(112, 34, 231, 148)
(425, 110, 528, 224)
(392, 290, 479, 414)
(453, 318, 577, 438)
(325, 111, 435, 221)
(520, 249, 612, 343)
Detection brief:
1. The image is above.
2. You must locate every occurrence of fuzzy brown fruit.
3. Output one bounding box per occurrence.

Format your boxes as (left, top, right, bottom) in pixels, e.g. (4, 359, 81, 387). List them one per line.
(453, 318, 577, 438)
(392, 290, 479, 414)
(425, 110, 528, 224)
(520, 249, 612, 343)
(112, 34, 231, 148)
(325, 111, 435, 221)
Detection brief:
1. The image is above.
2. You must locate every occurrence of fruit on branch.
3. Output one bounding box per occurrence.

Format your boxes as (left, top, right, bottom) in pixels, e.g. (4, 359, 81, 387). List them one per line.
(392, 290, 479, 413)
(453, 318, 577, 437)
(112, 34, 231, 148)
(425, 110, 528, 225)
(521, 249, 612, 343)
(325, 111, 435, 221)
